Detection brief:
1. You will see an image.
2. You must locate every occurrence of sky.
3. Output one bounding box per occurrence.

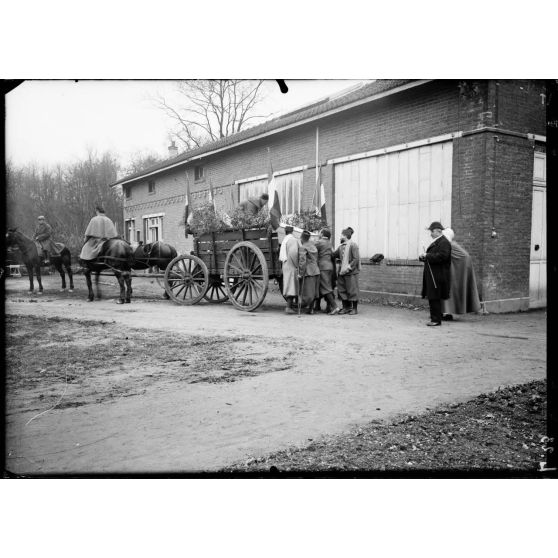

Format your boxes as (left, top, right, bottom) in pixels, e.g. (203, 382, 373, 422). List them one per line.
(5, 80, 367, 169)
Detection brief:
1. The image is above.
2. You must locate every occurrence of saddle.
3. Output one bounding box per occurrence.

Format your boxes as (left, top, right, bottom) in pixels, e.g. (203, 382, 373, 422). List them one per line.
(34, 241, 64, 260)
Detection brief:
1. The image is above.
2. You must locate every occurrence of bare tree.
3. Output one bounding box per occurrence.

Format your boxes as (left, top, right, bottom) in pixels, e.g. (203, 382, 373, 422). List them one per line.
(154, 80, 269, 150)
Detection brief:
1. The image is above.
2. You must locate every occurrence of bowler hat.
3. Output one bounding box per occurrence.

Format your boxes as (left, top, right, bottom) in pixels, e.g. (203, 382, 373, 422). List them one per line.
(427, 221, 444, 231)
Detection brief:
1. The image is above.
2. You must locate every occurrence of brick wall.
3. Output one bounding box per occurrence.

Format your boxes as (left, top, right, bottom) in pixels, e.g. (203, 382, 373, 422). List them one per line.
(121, 79, 545, 310)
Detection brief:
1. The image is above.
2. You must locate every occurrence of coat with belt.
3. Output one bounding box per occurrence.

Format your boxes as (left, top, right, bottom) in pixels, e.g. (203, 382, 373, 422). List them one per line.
(421, 234, 452, 300)
(33, 221, 58, 252)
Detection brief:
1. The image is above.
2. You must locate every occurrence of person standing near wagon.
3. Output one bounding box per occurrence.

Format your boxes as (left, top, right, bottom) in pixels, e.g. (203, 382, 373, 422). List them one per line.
(297, 230, 320, 314)
(333, 227, 361, 315)
(314, 228, 339, 315)
(419, 221, 452, 326)
(279, 225, 300, 314)
(79, 205, 119, 262)
(33, 215, 57, 265)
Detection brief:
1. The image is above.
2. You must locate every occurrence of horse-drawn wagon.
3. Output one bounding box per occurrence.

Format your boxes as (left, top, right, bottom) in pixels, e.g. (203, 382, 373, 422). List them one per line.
(163, 227, 284, 312)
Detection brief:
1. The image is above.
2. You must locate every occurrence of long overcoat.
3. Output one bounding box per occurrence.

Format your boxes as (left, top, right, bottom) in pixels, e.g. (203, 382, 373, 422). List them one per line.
(33, 221, 59, 253)
(298, 242, 320, 306)
(281, 235, 301, 297)
(442, 241, 481, 314)
(79, 215, 118, 261)
(333, 241, 361, 301)
(421, 235, 452, 300)
(315, 238, 336, 295)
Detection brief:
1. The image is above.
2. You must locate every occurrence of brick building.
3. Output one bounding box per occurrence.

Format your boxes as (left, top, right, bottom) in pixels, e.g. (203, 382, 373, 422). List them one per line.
(112, 79, 547, 313)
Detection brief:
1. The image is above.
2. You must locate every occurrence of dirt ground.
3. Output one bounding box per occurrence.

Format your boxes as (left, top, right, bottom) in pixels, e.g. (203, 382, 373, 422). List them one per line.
(3, 273, 547, 475)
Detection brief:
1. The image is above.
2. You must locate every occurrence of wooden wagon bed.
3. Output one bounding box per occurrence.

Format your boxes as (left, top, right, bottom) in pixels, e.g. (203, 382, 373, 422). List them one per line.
(163, 227, 283, 311)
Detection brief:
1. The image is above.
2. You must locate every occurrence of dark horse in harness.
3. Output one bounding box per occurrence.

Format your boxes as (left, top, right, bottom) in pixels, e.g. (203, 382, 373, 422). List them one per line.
(81, 240, 177, 303)
(80, 238, 134, 304)
(132, 241, 177, 299)
(6, 228, 74, 294)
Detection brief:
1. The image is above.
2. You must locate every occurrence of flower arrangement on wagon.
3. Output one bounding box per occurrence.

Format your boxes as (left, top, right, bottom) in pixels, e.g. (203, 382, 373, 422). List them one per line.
(186, 202, 271, 235)
(282, 209, 327, 233)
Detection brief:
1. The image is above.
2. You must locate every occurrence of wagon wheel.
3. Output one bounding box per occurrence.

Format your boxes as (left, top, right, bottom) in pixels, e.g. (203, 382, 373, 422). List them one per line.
(164, 254, 208, 305)
(203, 274, 230, 303)
(224, 241, 269, 312)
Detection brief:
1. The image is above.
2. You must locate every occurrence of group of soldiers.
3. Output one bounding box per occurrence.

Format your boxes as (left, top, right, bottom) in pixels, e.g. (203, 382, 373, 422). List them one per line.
(277, 219, 482, 325)
(279, 226, 360, 315)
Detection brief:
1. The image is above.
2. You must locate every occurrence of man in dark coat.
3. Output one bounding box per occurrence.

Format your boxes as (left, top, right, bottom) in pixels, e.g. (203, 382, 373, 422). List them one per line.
(33, 215, 57, 264)
(419, 221, 452, 326)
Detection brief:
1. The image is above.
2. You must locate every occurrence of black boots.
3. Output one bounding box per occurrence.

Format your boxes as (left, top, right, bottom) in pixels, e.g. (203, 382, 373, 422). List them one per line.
(338, 300, 358, 315)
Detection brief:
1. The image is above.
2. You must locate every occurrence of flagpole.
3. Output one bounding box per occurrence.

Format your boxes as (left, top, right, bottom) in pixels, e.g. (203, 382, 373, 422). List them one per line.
(184, 170, 192, 238)
(314, 126, 319, 210)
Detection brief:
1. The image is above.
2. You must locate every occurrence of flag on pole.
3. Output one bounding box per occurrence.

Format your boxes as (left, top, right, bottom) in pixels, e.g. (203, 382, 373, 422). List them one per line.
(208, 180, 216, 211)
(267, 173, 282, 230)
(319, 182, 327, 223)
(184, 172, 192, 238)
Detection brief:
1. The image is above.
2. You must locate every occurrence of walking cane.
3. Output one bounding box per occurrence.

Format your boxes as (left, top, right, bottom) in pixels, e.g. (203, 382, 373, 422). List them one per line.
(423, 245, 437, 289)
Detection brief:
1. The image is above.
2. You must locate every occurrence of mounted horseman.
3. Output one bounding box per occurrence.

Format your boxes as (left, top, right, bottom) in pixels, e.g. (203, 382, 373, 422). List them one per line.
(79, 205, 134, 304)
(33, 215, 60, 265)
(79, 205, 119, 261)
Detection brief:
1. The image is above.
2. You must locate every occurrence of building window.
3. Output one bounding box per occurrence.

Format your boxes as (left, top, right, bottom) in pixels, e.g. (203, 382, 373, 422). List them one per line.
(148, 180, 156, 194)
(194, 165, 204, 181)
(239, 177, 269, 203)
(125, 219, 135, 243)
(124, 185, 131, 199)
(274, 171, 302, 216)
(136, 230, 141, 243)
(143, 215, 164, 243)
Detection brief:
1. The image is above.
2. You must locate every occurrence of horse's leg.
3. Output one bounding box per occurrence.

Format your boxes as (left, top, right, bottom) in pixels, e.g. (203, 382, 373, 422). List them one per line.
(115, 271, 126, 304)
(124, 271, 132, 303)
(56, 261, 66, 291)
(66, 258, 74, 292)
(36, 263, 43, 293)
(27, 263, 34, 294)
(95, 271, 102, 299)
(84, 269, 94, 301)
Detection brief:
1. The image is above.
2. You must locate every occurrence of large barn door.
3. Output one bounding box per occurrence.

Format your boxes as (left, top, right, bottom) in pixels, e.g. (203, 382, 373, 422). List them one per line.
(334, 141, 453, 258)
(529, 186, 546, 308)
(529, 152, 546, 309)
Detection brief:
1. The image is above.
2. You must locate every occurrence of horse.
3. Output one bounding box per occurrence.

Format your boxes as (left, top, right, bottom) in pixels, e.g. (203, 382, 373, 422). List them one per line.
(5, 228, 74, 294)
(131, 241, 177, 299)
(80, 239, 134, 304)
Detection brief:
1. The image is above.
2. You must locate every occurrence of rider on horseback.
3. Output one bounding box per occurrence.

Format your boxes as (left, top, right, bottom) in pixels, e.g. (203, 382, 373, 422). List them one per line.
(33, 215, 56, 265)
(79, 206, 119, 262)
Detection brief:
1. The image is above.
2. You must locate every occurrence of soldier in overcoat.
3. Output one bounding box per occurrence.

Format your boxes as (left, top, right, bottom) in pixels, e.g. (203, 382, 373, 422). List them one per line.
(314, 228, 339, 315)
(297, 230, 320, 314)
(279, 225, 301, 314)
(33, 215, 57, 264)
(238, 193, 269, 216)
(79, 206, 119, 261)
(333, 227, 361, 315)
(419, 221, 452, 326)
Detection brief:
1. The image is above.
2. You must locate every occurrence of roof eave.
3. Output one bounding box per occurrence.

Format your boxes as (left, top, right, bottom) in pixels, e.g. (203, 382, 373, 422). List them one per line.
(111, 79, 432, 187)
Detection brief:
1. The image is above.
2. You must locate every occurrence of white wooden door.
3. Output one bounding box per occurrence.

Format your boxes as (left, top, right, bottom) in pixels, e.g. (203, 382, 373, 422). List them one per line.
(529, 186, 546, 308)
(334, 142, 452, 258)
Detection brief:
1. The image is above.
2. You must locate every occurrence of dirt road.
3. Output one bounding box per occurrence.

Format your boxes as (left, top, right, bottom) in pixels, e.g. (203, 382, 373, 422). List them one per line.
(4, 274, 546, 474)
